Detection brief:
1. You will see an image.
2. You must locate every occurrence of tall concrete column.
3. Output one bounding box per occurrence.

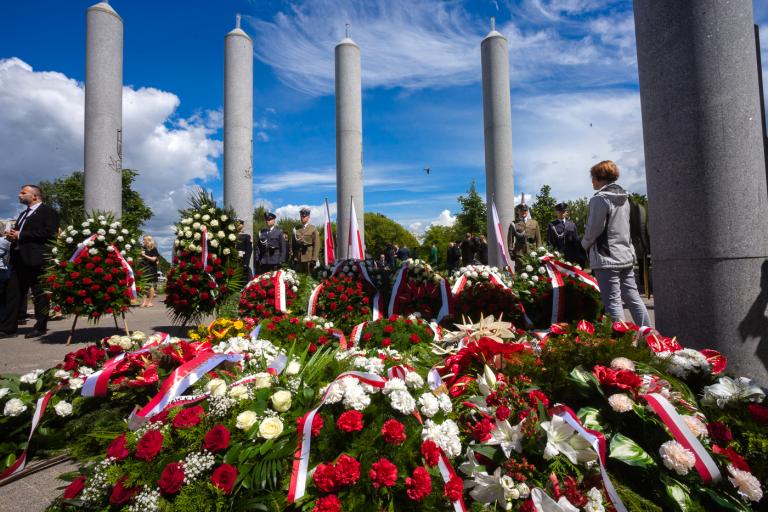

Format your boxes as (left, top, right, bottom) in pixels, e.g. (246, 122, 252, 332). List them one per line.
(634, 1, 768, 383)
(335, 34, 364, 258)
(481, 21, 515, 268)
(84, 1, 123, 217)
(224, 15, 254, 240)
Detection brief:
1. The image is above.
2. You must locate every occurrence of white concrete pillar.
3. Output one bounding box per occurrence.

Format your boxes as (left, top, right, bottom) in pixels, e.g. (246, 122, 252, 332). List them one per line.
(335, 34, 364, 258)
(481, 21, 515, 267)
(84, 1, 123, 216)
(224, 14, 254, 240)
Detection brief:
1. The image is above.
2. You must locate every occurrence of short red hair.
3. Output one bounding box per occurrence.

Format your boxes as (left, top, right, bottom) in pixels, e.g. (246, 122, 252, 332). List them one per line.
(590, 160, 620, 182)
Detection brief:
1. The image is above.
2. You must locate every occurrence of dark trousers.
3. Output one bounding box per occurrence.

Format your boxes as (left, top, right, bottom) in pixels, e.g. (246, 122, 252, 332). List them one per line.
(0, 265, 49, 332)
(258, 263, 280, 274)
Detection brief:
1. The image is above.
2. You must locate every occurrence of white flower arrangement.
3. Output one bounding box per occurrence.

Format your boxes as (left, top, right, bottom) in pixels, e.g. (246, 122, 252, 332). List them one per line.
(182, 450, 216, 484)
(54, 400, 73, 417)
(3, 398, 27, 417)
(659, 440, 695, 475)
(450, 265, 513, 288)
(19, 369, 44, 384)
(655, 348, 710, 379)
(701, 376, 766, 408)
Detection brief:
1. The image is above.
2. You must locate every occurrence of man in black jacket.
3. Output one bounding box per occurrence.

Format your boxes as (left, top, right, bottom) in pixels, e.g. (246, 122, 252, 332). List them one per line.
(0, 185, 60, 338)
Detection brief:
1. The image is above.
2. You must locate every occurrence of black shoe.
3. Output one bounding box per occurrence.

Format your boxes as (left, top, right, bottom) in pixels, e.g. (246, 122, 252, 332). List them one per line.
(17, 319, 28, 325)
(0, 331, 17, 338)
(25, 329, 47, 339)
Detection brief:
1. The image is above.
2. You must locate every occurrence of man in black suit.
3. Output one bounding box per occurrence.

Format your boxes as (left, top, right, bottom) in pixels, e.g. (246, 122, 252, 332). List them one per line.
(0, 185, 60, 338)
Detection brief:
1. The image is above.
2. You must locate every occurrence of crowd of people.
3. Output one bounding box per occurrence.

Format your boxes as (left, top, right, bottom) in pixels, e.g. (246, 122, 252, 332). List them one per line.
(0, 160, 651, 338)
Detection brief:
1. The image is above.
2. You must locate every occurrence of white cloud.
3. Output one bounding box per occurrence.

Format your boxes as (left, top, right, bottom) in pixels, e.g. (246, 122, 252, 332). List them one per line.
(0, 57, 222, 258)
(431, 209, 456, 227)
(246, 0, 637, 97)
(274, 201, 337, 222)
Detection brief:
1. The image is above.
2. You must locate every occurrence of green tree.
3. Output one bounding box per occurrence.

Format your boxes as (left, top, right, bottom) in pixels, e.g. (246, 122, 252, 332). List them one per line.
(421, 224, 455, 270)
(531, 184, 557, 236)
(566, 197, 590, 236)
(364, 212, 419, 260)
(455, 181, 486, 236)
(39, 169, 153, 233)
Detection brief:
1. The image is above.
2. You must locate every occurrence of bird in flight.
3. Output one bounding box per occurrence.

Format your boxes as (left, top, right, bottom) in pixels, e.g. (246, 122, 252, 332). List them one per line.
(424, 167, 431, 175)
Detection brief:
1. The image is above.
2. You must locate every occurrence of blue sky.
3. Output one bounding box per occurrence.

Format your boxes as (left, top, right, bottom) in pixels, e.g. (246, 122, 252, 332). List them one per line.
(1, 0, 767, 258)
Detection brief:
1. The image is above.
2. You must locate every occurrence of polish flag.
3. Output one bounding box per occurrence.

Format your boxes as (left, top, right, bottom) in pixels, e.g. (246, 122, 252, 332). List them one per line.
(323, 198, 335, 266)
(491, 199, 514, 272)
(348, 197, 365, 260)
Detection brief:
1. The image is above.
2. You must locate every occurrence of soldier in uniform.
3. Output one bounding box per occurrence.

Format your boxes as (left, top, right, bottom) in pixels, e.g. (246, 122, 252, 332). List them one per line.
(235, 218, 253, 281)
(507, 203, 541, 272)
(291, 207, 319, 274)
(255, 212, 286, 274)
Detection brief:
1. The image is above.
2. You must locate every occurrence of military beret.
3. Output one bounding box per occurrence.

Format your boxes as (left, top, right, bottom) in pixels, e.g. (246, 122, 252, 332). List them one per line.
(264, 212, 277, 220)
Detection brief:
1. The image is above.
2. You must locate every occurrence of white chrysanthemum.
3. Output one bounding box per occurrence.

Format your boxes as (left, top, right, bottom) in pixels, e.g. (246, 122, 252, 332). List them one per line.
(659, 440, 696, 475)
(54, 400, 73, 417)
(3, 398, 27, 417)
(323, 382, 344, 404)
(681, 415, 708, 439)
(422, 418, 462, 458)
(343, 383, 371, 411)
(418, 393, 440, 418)
(405, 371, 424, 389)
(607, 393, 634, 413)
(388, 390, 416, 415)
(365, 358, 385, 375)
(727, 465, 763, 502)
(383, 377, 407, 394)
(657, 348, 710, 379)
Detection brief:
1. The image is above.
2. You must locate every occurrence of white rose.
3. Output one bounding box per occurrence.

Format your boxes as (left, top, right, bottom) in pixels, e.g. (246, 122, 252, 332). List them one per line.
(520, 273, 529, 280)
(223, 248, 231, 255)
(220, 215, 228, 222)
(228, 385, 249, 400)
(271, 390, 292, 412)
(81, 222, 89, 228)
(54, 370, 70, 380)
(236, 410, 259, 431)
(210, 239, 219, 248)
(194, 232, 201, 240)
(217, 231, 225, 239)
(252, 372, 272, 389)
(532, 276, 539, 282)
(3, 398, 27, 417)
(228, 234, 237, 241)
(202, 214, 210, 221)
(211, 219, 219, 227)
(106, 246, 115, 252)
(193, 213, 201, 219)
(525, 265, 533, 272)
(205, 378, 227, 397)
(117, 236, 124, 242)
(82, 229, 91, 236)
(0, 388, 9, 399)
(258, 417, 284, 439)
(68, 377, 84, 390)
(529, 251, 538, 258)
(65, 237, 73, 243)
(54, 401, 73, 417)
(121, 228, 129, 234)
(20, 369, 44, 384)
(131, 331, 146, 341)
(78, 366, 95, 377)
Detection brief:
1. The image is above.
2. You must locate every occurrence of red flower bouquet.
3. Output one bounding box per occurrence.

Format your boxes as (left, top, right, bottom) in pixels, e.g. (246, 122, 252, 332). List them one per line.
(310, 274, 377, 333)
(238, 269, 299, 319)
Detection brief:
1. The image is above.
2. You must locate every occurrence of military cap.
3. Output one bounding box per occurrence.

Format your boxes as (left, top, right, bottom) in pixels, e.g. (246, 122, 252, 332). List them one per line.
(299, 207, 311, 216)
(554, 202, 567, 212)
(264, 212, 277, 221)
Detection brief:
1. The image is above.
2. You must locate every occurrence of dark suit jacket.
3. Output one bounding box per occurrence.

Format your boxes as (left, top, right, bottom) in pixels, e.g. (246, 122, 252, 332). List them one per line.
(12, 203, 60, 267)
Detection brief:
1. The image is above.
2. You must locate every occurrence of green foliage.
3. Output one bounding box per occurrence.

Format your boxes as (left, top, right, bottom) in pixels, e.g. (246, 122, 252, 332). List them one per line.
(421, 225, 455, 271)
(566, 197, 590, 237)
(39, 169, 153, 233)
(363, 212, 418, 260)
(531, 184, 558, 234)
(455, 181, 486, 235)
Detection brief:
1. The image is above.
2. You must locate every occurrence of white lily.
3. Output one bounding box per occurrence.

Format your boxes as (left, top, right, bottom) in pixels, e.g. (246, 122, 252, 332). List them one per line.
(468, 467, 518, 505)
(477, 365, 497, 396)
(459, 447, 485, 478)
(540, 415, 597, 465)
(487, 419, 524, 457)
(530, 488, 580, 512)
(701, 376, 765, 408)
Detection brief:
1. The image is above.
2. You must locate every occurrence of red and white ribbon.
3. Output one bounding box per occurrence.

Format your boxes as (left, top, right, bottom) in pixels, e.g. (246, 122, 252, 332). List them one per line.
(111, 244, 138, 299)
(451, 275, 468, 296)
(323, 198, 335, 267)
(306, 283, 324, 317)
(287, 371, 387, 503)
(542, 259, 565, 324)
(553, 405, 627, 512)
(388, 266, 409, 316)
(348, 198, 365, 260)
(438, 451, 468, 512)
(541, 255, 599, 291)
(354, 261, 383, 320)
(640, 393, 721, 484)
(128, 351, 243, 429)
(350, 321, 368, 346)
(491, 199, 514, 272)
(0, 387, 58, 481)
(272, 270, 287, 313)
(68, 234, 98, 262)
(201, 225, 209, 265)
(436, 277, 451, 322)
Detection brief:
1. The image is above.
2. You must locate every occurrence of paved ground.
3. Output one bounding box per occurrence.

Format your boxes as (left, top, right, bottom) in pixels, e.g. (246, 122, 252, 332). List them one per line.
(0, 295, 654, 511)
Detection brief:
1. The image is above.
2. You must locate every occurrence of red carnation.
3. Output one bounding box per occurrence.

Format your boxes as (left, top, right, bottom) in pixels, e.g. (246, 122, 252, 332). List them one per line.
(421, 440, 441, 467)
(106, 432, 129, 461)
(298, 414, 324, 438)
(495, 405, 511, 421)
(135, 429, 164, 461)
(381, 337, 391, 347)
(172, 405, 205, 429)
(211, 463, 238, 495)
(109, 475, 138, 506)
(707, 421, 733, 445)
(444, 475, 464, 501)
(63, 475, 86, 499)
(204, 424, 231, 453)
(313, 463, 337, 493)
(747, 403, 768, 424)
(527, 390, 550, 408)
(383, 325, 394, 334)
(336, 410, 364, 433)
(158, 462, 185, 495)
(381, 419, 407, 445)
(369, 458, 398, 488)
(409, 333, 421, 344)
(313, 494, 342, 512)
(405, 466, 432, 501)
(334, 454, 360, 487)
(471, 417, 495, 442)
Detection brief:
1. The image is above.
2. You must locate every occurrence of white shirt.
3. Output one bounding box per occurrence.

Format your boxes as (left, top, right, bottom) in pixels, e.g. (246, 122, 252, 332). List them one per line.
(17, 202, 42, 237)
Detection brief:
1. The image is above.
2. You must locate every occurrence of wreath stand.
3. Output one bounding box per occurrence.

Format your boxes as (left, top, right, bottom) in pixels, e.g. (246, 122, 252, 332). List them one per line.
(65, 313, 130, 346)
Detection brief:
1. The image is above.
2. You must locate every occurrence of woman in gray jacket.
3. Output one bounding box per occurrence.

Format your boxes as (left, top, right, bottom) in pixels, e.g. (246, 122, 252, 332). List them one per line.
(582, 160, 651, 327)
